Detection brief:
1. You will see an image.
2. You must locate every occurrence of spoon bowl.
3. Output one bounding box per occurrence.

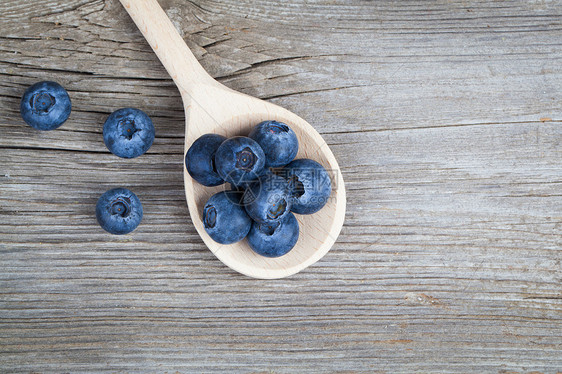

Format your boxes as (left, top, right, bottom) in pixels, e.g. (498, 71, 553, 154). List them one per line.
(121, 0, 346, 278)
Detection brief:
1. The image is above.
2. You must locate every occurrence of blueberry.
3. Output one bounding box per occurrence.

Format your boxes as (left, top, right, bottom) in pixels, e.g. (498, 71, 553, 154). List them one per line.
(20, 81, 71, 130)
(243, 172, 292, 224)
(185, 134, 227, 186)
(247, 212, 299, 258)
(203, 191, 252, 244)
(103, 108, 155, 158)
(281, 159, 332, 214)
(248, 120, 298, 168)
(214, 136, 265, 185)
(96, 188, 143, 235)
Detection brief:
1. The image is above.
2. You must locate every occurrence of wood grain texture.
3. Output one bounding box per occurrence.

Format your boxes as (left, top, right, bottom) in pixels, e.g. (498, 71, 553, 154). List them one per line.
(0, 0, 561, 372)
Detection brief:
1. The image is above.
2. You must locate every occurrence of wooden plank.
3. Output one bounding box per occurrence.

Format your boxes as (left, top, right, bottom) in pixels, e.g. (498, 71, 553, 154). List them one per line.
(1, 0, 561, 372)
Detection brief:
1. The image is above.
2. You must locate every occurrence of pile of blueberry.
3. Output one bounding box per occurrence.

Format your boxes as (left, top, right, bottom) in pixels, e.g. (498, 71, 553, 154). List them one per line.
(20, 81, 155, 235)
(185, 121, 332, 258)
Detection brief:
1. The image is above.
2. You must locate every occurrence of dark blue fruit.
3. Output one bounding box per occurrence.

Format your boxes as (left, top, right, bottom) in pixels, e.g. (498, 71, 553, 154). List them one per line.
(247, 212, 299, 258)
(96, 188, 143, 235)
(20, 81, 71, 130)
(103, 108, 155, 158)
(248, 120, 298, 168)
(282, 159, 332, 214)
(214, 136, 265, 186)
(203, 191, 252, 244)
(185, 133, 227, 186)
(243, 172, 291, 224)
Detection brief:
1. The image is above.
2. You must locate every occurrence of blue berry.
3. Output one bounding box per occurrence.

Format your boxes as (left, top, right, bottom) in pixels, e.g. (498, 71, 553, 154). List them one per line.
(185, 134, 227, 186)
(249, 120, 298, 168)
(282, 159, 332, 214)
(243, 172, 292, 224)
(96, 188, 143, 235)
(203, 191, 252, 244)
(103, 108, 155, 158)
(20, 81, 71, 130)
(247, 212, 299, 258)
(215, 136, 265, 185)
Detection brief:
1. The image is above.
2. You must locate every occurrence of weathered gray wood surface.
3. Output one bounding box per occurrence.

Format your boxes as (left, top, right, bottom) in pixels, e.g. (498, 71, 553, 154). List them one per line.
(1, 0, 561, 372)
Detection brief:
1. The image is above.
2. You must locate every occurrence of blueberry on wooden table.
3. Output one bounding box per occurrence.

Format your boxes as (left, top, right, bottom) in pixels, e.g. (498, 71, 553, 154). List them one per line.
(247, 212, 299, 258)
(20, 81, 71, 131)
(214, 136, 265, 185)
(96, 188, 143, 235)
(103, 108, 155, 158)
(249, 120, 298, 168)
(242, 172, 292, 224)
(185, 133, 227, 186)
(203, 191, 252, 244)
(282, 158, 332, 214)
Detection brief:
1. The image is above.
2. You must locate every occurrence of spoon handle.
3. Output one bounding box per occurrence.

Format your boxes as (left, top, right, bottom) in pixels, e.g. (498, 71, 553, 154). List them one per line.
(119, 0, 214, 92)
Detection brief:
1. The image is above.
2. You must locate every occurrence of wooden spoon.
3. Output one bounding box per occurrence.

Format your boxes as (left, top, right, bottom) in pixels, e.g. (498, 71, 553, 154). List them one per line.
(120, 0, 346, 279)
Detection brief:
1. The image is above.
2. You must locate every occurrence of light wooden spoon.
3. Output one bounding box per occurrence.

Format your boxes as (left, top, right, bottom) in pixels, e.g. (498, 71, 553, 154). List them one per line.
(120, 0, 346, 279)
